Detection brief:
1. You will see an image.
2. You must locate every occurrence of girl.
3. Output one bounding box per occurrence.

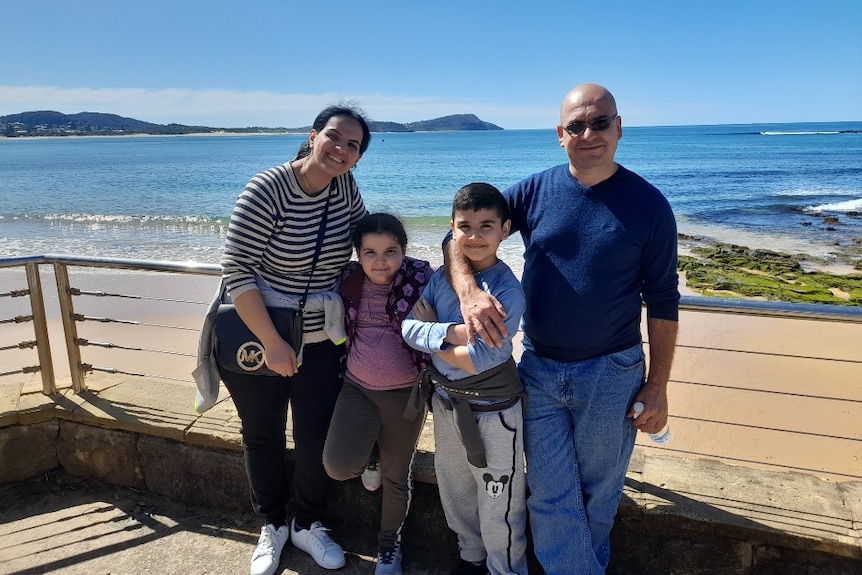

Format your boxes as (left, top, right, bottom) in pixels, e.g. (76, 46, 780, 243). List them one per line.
(323, 213, 432, 575)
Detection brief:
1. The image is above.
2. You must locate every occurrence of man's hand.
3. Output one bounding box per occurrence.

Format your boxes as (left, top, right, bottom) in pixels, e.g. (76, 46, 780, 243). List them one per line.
(460, 290, 507, 347)
(629, 317, 677, 433)
(628, 382, 669, 434)
(443, 231, 508, 346)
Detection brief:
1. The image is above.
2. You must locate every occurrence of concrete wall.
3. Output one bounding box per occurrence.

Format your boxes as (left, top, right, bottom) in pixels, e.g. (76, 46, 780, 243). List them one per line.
(1, 376, 860, 574)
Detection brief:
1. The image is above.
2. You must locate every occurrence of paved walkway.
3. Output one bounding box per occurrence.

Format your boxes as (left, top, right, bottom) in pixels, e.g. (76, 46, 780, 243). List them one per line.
(0, 471, 450, 575)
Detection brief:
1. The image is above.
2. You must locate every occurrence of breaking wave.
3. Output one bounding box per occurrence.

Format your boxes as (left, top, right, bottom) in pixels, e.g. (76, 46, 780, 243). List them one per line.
(803, 198, 862, 213)
(760, 131, 841, 136)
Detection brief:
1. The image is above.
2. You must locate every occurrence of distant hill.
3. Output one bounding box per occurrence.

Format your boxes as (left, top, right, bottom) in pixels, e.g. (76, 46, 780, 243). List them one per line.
(0, 111, 216, 136)
(292, 114, 502, 133)
(366, 114, 502, 133)
(0, 111, 502, 137)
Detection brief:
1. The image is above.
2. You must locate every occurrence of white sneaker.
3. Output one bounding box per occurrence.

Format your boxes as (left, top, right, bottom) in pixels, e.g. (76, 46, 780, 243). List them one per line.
(290, 519, 346, 569)
(375, 544, 403, 575)
(361, 460, 382, 491)
(250, 524, 289, 575)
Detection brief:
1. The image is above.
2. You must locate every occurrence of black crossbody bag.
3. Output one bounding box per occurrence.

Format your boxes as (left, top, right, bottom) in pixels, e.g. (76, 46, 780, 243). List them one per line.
(214, 181, 333, 375)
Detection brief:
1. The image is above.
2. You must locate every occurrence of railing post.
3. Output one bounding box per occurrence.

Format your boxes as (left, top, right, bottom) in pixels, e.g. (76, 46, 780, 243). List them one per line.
(24, 262, 56, 395)
(54, 262, 87, 393)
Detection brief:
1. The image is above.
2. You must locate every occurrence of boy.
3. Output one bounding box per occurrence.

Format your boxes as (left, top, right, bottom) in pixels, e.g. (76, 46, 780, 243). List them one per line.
(402, 183, 527, 575)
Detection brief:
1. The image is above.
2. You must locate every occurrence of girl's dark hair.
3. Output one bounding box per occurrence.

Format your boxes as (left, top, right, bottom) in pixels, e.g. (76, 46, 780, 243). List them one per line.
(352, 213, 408, 252)
(294, 105, 372, 160)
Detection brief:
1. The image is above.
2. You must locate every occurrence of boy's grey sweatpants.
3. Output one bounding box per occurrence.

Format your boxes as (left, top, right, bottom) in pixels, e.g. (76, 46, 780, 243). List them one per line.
(432, 395, 528, 575)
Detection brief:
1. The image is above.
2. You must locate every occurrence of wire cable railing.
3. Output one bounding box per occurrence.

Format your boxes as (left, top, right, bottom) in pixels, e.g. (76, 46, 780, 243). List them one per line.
(1, 254, 861, 481)
(640, 297, 862, 480)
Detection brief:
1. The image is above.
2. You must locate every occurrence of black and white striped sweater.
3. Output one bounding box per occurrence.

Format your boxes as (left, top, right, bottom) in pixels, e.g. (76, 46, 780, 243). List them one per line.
(221, 162, 367, 335)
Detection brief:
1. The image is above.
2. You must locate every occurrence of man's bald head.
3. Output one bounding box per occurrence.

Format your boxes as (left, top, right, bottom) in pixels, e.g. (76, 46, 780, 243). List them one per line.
(556, 83, 622, 186)
(560, 84, 617, 122)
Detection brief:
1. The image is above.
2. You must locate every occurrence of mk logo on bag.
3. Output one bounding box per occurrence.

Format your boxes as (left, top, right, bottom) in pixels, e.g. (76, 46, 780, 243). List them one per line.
(237, 341, 267, 371)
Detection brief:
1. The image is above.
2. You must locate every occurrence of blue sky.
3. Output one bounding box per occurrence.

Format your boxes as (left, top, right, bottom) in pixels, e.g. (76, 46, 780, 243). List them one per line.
(1, 0, 860, 129)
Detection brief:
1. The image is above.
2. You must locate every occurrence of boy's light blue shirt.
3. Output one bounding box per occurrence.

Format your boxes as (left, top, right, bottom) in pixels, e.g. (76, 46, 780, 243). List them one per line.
(401, 259, 525, 381)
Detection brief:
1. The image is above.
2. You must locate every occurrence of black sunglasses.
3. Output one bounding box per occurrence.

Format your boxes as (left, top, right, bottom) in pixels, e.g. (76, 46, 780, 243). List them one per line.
(563, 115, 618, 136)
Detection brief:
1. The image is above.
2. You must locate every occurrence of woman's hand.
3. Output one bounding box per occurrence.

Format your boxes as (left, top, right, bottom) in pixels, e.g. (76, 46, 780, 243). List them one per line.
(264, 338, 299, 378)
(232, 290, 300, 377)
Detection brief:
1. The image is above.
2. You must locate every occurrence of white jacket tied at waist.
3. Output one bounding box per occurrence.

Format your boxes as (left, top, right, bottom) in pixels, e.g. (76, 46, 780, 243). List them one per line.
(192, 281, 347, 414)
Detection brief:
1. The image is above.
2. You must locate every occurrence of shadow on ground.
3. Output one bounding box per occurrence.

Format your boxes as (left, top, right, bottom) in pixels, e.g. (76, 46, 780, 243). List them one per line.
(0, 471, 450, 575)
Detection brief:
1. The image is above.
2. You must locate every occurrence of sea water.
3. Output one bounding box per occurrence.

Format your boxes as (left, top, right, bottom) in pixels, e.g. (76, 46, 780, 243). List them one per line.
(1, 122, 860, 274)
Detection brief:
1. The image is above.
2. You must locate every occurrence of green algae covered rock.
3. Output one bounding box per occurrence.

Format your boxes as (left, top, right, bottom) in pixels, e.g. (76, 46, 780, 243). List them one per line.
(679, 245, 862, 306)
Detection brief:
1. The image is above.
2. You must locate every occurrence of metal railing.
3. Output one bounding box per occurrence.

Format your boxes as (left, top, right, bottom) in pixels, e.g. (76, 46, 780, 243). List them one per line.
(0, 259, 55, 390)
(0, 254, 220, 394)
(651, 295, 862, 481)
(1, 254, 861, 481)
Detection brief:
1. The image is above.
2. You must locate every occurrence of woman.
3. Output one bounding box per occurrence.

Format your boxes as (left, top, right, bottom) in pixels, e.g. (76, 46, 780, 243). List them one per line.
(219, 105, 370, 575)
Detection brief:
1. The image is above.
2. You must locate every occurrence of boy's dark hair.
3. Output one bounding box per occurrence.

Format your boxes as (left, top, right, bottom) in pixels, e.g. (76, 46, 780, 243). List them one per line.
(295, 104, 372, 160)
(451, 182, 510, 222)
(352, 213, 408, 251)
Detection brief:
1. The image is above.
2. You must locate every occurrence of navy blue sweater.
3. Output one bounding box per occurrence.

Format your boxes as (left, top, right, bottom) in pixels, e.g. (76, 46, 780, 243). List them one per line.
(505, 164, 679, 362)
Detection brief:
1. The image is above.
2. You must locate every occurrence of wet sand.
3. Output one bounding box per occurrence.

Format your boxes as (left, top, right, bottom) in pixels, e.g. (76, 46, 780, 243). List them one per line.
(1, 266, 859, 482)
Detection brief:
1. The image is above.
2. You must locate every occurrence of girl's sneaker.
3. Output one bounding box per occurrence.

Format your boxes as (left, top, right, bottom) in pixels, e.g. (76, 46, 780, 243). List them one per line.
(374, 544, 403, 575)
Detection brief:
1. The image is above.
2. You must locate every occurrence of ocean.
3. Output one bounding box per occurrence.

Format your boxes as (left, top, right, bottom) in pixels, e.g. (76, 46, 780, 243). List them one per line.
(1, 122, 861, 275)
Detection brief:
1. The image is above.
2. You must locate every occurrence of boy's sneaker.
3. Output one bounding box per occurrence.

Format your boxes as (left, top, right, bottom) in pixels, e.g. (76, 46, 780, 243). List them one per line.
(250, 523, 290, 575)
(361, 460, 382, 491)
(290, 519, 346, 569)
(374, 544, 403, 575)
(449, 559, 489, 575)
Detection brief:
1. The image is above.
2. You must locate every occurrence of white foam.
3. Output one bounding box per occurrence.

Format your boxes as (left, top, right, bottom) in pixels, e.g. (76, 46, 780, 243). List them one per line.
(779, 186, 852, 198)
(804, 198, 862, 213)
(760, 131, 841, 136)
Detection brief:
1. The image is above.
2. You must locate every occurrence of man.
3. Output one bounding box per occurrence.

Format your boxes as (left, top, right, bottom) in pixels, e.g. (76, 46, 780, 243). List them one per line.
(447, 83, 679, 574)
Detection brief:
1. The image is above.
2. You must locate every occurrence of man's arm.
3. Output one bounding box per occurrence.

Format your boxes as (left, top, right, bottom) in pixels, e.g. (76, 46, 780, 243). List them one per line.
(443, 239, 507, 347)
(630, 317, 678, 434)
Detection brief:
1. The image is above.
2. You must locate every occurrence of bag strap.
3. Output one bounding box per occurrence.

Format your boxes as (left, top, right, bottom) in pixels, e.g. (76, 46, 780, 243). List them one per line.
(299, 178, 335, 310)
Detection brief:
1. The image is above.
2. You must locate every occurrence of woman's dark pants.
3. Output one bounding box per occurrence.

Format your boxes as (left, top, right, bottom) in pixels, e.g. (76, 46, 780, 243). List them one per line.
(220, 340, 344, 527)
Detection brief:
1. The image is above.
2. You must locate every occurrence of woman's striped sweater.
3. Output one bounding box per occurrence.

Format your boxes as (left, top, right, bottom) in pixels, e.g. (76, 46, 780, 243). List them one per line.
(221, 162, 368, 335)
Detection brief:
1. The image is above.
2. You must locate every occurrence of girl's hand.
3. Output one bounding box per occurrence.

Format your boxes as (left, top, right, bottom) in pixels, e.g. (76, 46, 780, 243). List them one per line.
(411, 298, 438, 322)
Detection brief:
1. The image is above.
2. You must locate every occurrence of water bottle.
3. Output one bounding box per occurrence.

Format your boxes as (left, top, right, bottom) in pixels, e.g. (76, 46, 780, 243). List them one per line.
(632, 401, 672, 444)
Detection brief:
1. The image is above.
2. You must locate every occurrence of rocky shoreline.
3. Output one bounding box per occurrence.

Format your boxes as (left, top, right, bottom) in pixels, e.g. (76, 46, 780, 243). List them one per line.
(678, 233, 862, 305)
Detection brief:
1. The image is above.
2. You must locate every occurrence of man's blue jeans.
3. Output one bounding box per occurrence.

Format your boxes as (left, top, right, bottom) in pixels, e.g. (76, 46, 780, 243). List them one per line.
(520, 344, 644, 575)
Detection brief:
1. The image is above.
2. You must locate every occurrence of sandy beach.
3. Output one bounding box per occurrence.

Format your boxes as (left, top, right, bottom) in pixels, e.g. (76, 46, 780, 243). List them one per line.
(1, 265, 860, 483)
